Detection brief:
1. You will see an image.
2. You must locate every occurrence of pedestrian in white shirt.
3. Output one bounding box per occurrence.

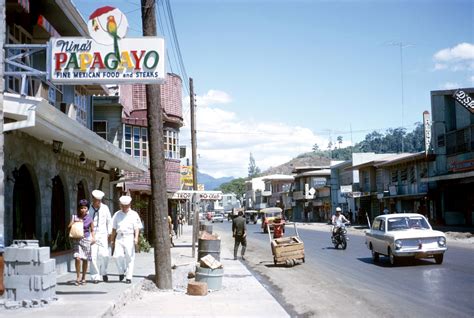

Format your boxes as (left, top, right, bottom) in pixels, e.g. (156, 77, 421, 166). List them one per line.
(111, 195, 141, 284)
(89, 190, 112, 284)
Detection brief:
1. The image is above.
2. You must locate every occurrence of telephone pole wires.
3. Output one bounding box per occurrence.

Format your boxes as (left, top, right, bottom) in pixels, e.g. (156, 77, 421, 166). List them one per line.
(190, 77, 199, 258)
(141, 0, 172, 289)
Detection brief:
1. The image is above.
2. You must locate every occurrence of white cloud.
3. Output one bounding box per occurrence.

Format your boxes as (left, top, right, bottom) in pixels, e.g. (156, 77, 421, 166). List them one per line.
(433, 43, 474, 71)
(440, 82, 460, 90)
(183, 89, 232, 108)
(181, 90, 327, 178)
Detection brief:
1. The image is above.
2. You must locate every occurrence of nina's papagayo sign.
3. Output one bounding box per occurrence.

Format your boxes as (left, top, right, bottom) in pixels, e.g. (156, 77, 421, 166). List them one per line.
(48, 6, 165, 84)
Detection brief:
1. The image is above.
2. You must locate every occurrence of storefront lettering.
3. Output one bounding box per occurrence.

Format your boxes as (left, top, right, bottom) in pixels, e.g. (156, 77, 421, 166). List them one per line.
(453, 90, 474, 113)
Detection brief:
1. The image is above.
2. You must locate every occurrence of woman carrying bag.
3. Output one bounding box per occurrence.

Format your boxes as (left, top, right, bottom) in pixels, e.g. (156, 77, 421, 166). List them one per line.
(68, 199, 95, 286)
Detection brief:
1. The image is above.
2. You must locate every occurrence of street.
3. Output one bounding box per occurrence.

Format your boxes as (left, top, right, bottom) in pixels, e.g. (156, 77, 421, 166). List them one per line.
(213, 221, 474, 318)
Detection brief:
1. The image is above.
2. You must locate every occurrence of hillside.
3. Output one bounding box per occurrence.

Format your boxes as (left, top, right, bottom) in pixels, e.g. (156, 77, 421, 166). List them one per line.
(197, 171, 234, 190)
(261, 152, 331, 176)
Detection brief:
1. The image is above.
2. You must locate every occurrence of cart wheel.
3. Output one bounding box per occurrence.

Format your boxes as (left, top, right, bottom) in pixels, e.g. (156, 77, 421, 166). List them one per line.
(274, 259, 277, 265)
(302, 257, 305, 263)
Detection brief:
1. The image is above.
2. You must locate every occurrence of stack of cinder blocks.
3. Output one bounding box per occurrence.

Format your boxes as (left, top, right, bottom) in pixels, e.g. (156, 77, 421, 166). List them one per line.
(3, 240, 57, 309)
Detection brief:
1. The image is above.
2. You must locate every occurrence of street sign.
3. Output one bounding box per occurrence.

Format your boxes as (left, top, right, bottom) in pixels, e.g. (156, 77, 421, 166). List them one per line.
(340, 185, 352, 193)
(171, 191, 223, 200)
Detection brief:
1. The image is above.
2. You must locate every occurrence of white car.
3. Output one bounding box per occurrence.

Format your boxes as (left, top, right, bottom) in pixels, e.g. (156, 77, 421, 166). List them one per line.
(365, 213, 447, 266)
(212, 213, 224, 223)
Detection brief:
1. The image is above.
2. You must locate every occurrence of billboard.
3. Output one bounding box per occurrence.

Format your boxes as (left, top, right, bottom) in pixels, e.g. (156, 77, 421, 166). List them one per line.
(48, 6, 165, 84)
(180, 166, 193, 187)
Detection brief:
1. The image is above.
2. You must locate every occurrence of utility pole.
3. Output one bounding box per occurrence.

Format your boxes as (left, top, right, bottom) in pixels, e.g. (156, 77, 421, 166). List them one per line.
(389, 41, 413, 153)
(141, 0, 171, 289)
(190, 77, 199, 258)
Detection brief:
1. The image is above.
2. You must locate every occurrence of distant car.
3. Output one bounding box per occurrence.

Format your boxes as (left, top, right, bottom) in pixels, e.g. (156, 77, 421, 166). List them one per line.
(365, 213, 447, 266)
(212, 213, 224, 223)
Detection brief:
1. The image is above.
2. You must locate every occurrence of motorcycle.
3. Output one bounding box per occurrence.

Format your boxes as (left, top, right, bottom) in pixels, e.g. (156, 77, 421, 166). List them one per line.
(331, 223, 350, 249)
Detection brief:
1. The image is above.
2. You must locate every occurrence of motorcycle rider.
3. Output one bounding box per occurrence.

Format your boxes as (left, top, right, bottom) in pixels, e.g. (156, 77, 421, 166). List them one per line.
(331, 207, 350, 242)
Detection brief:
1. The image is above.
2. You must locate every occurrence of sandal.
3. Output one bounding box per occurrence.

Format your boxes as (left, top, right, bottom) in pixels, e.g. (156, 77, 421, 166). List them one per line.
(74, 280, 80, 286)
(80, 279, 87, 285)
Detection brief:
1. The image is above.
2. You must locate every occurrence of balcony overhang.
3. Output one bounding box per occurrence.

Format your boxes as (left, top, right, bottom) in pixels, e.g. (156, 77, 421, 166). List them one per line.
(3, 93, 147, 173)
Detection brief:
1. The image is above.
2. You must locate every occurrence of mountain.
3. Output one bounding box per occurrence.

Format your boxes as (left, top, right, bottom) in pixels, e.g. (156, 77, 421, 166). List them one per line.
(197, 171, 234, 190)
(261, 152, 331, 176)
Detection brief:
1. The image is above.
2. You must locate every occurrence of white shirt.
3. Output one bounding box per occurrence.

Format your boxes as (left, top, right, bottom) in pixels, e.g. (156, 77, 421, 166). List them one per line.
(332, 214, 349, 226)
(112, 209, 141, 235)
(89, 203, 112, 235)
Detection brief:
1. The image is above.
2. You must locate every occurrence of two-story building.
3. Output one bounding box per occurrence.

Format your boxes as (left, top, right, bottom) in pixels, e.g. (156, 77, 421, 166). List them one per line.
(1, 1, 147, 271)
(422, 88, 474, 225)
(261, 174, 294, 218)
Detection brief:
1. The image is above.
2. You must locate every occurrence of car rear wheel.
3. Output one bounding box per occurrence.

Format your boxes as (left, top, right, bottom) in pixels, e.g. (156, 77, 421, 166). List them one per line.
(434, 254, 444, 264)
(388, 248, 398, 266)
(370, 245, 379, 262)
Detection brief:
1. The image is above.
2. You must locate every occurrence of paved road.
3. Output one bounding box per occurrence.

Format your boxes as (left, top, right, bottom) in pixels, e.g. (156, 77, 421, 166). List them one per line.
(212, 221, 474, 318)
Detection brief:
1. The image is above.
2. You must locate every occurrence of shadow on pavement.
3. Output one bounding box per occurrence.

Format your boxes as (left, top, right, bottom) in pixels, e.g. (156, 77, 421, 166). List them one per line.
(56, 291, 108, 295)
(357, 257, 438, 267)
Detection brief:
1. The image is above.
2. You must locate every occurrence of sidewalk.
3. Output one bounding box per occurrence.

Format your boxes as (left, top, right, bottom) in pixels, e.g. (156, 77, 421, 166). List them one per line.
(0, 225, 289, 317)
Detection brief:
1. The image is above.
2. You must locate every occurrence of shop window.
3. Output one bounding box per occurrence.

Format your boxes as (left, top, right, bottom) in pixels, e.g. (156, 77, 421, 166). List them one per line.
(93, 121, 108, 140)
(164, 129, 179, 159)
(124, 125, 149, 164)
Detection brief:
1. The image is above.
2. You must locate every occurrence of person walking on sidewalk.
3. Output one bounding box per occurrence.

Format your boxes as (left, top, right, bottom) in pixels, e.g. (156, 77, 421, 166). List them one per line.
(111, 196, 141, 284)
(232, 210, 247, 260)
(69, 199, 95, 286)
(89, 190, 112, 284)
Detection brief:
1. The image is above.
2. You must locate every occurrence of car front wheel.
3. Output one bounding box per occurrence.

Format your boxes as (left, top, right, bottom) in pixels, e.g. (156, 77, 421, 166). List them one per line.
(388, 248, 398, 266)
(434, 254, 444, 264)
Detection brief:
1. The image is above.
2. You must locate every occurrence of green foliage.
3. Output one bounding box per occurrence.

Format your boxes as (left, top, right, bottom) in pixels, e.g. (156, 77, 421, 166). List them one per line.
(248, 152, 261, 178)
(137, 232, 151, 253)
(312, 123, 424, 157)
(51, 230, 72, 252)
(217, 178, 246, 199)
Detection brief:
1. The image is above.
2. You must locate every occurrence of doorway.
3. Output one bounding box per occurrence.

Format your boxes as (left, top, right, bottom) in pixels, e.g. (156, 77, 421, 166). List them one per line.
(12, 165, 37, 240)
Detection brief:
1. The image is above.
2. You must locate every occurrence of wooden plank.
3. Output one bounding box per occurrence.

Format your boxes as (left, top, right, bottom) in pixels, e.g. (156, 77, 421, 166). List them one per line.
(275, 250, 305, 259)
(274, 243, 304, 254)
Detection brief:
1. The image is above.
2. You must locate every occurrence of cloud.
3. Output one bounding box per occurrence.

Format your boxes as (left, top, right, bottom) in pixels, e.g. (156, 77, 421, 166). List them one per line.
(183, 89, 232, 108)
(181, 90, 327, 178)
(433, 43, 474, 71)
(440, 82, 460, 90)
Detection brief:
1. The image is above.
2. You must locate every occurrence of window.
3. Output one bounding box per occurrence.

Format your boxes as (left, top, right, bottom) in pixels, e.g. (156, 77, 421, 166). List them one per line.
(437, 134, 445, 147)
(164, 129, 179, 159)
(93, 121, 107, 140)
(6, 24, 32, 94)
(124, 125, 149, 165)
(400, 168, 408, 182)
(391, 170, 398, 183)
(409, 166, 415, 183)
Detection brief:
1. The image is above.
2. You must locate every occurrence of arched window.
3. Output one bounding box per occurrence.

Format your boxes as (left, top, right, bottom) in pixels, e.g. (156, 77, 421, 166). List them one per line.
(13, 165, 37, 240)
(51, 176, 66, 251)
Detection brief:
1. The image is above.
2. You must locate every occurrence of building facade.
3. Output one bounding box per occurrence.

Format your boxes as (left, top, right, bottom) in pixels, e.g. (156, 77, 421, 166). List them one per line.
(423, 88, 474, 225)
(1, 1, 146, 272)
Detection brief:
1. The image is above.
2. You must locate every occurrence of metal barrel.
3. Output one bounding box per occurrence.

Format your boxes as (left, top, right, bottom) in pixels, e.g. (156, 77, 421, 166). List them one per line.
(197, 238, 221, 261)
(195, 265, 223, 290)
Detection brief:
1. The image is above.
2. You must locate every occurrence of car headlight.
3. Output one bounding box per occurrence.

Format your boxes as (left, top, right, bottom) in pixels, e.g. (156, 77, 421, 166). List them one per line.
(395, 240, 403, 250)
(438, 237, 446, 247)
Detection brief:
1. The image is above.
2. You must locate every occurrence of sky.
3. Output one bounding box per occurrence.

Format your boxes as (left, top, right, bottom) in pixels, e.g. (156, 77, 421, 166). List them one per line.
(73, 0, 474, 179)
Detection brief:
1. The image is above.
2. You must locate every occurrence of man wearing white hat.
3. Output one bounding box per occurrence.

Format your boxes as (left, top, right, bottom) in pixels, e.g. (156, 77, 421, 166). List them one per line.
(89, 189, 112, 284)
(111, 195, 141, 284)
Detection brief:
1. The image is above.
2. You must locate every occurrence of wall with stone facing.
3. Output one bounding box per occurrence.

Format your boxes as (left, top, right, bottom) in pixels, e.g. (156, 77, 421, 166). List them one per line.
(4, 130, 96, 246)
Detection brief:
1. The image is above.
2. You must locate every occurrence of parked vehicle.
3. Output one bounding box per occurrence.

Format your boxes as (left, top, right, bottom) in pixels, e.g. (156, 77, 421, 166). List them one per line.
(331, 223, 349, 249)
(212, 213, 224, 223)
(365, 213, 447, 266)
(245, 210, 258, 224)
(261, 207, 285, 233)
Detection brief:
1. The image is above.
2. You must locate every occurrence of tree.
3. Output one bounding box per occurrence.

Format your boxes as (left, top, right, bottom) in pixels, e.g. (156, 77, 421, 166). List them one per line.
(248, 152, 261, 178)
(217, 178, 246, 200)
(337, 136, 343, 149)
(312, 143, 320, 152)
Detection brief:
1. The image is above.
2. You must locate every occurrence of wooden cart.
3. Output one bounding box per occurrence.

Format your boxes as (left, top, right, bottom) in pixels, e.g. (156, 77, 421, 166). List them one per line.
(267, 222, 305, 266)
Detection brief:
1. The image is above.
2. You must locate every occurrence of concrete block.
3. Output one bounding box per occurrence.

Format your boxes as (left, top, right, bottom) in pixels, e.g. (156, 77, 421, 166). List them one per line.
(15, 259, 56, 275)
(32, 275, 41, 291)
(42, 271, 57, 289)
(12, 240, 39, 247)
(37, 247, 50, 262)
(4, 275, 31, 290)
(4, 247, 36, 262)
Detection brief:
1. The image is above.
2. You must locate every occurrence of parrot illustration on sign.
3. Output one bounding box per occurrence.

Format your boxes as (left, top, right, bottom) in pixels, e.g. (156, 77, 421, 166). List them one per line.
(87, 6, 128, 59)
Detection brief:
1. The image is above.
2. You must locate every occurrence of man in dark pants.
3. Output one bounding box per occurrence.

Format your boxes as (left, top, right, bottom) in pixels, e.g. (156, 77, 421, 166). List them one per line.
(232, 211, 247, 260)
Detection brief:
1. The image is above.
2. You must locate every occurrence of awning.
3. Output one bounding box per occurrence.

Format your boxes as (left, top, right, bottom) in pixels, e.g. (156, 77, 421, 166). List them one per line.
(4, 93, 147, 173)
(421, 170, 474, 182)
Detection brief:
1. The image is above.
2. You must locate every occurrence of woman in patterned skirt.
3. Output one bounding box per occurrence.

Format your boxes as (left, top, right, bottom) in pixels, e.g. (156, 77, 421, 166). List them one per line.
(68, 199, 95, 285)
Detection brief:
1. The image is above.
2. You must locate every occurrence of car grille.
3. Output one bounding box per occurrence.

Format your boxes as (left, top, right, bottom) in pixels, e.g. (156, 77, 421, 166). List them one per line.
(401, 237, 439, 249)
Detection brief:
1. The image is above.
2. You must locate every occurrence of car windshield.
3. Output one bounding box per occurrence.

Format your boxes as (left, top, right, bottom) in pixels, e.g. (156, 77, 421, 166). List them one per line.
(267, 212, 282, 218)
(387, 216, 430, 231)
